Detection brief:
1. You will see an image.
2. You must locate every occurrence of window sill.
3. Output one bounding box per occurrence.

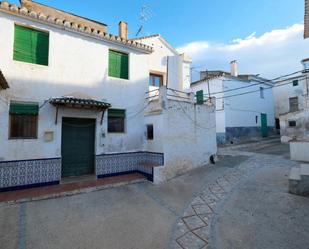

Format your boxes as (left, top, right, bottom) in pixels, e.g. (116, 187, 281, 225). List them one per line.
(9, 137, 38, 140)
(108, 76, 129, 81)
(13, 59, 49, 67)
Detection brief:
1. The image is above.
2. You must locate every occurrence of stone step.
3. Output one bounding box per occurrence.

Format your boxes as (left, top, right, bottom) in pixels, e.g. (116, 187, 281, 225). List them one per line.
(289, 167, 301, 195)
(290, 141, 309, 163)
(289, 167, 301, 181)
(300, 164, 309, 178)
(289, 166, 309, 196)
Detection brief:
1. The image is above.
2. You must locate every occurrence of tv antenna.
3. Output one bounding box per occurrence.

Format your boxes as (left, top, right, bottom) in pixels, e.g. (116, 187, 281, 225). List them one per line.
(136, 4, 153, 37)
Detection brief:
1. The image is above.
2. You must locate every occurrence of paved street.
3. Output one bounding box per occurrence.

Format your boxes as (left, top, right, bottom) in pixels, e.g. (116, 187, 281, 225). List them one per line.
(1, 139, 309, 249)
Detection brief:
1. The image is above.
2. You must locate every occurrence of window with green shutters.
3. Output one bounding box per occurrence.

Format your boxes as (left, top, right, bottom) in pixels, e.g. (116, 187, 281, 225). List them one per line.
(108, 109, 126, 133)
(9, 102, 39, 139)
(196, 90, 204, 105)
(13, 25, 49, 66)
(108, 50, 129, 79)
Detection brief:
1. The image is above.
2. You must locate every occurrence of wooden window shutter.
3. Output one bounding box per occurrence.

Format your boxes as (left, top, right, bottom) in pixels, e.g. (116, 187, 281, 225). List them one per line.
(13, 25, 49, 66)
(108, 50, 128, 79)
(9, 102, 39, 115)
(120, 53, 129, 79)
(108, 109, 126, 118)
(196, 90, 204, 105)
(289, 97, 299, 112)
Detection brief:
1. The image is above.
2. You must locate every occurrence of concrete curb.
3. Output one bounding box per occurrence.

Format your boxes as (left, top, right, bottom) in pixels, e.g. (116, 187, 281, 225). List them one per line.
(0, 178, 147, 207)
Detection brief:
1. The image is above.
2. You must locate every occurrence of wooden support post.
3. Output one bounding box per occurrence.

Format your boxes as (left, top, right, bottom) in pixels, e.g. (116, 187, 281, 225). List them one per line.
(100, 110, 105, 125)
(55, 106, 59, 125)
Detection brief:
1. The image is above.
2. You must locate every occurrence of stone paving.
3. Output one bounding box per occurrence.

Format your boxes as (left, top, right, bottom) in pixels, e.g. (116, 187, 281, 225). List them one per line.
(170, 148, 298, 249)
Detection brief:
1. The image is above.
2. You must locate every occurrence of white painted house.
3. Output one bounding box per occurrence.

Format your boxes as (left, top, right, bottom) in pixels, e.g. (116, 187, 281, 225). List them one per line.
(274, 59, 309, 142)
(130, 35, 192, 92)
(0, 0, 216, 190)
(191, 61, 275, 144)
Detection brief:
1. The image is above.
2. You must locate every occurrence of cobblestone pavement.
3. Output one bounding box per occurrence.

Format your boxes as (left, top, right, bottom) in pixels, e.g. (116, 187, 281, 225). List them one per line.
(170, 147, 299, 249)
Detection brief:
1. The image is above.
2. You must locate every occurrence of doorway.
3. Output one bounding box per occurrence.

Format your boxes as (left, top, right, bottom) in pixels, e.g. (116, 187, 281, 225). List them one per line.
(61, 117, 96, 177)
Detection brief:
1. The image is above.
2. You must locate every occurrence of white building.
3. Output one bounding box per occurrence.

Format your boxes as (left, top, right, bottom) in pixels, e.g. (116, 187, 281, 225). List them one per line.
(274, 59, 309, 142)
(191, 61, 275, 144)
(0, 0, 216, 190)
(130, 34, 192, 92)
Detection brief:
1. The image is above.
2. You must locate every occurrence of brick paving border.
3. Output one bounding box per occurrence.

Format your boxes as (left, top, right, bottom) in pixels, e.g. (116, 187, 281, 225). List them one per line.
(170, 148, 297, 249)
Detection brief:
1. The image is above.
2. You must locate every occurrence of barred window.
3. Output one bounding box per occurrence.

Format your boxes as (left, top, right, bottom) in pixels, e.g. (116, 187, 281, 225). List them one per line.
(147, 124, 154, 140)
(289, 97, 299, 112)
(9, 102, 38, 139)
(108, 109, 125, 133)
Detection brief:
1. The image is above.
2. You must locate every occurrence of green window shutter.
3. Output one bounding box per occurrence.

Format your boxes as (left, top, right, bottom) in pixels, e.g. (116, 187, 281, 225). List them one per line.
(10, 102, 39, 115)
(196, 90, 204, 105)
(108, 50, 128, 79)
(120, 53, 128, 79)
(13, 25, 49, 66)
(108, 109, 126, 118)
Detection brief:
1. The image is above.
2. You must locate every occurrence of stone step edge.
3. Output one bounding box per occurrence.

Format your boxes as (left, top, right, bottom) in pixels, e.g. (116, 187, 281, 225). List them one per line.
(289, 167, 301, 181)
(300, 164, 309, 177)
(0, 177, 147, 207)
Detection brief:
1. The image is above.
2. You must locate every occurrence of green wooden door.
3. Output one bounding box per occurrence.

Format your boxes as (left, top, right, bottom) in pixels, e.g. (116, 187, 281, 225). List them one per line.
(261, 113, 268, 138)
(61, 118, 95, 177)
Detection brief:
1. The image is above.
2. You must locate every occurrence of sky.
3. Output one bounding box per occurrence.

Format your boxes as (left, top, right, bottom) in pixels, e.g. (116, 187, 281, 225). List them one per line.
(10, 0, 308, 79)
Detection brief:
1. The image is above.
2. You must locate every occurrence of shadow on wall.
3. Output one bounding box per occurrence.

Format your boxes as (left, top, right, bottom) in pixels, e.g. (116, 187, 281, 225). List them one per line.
(0, 74, 149, 105)
(224, 126, 277, 144)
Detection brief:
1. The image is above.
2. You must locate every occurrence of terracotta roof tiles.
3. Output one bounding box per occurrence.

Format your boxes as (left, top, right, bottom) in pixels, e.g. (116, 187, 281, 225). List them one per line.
(0, 1, 153, 53)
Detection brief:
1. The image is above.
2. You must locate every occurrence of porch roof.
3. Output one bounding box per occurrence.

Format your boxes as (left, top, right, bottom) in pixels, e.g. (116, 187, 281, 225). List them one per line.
(0, 70, 9, 90)
(49, 96, 111, 110)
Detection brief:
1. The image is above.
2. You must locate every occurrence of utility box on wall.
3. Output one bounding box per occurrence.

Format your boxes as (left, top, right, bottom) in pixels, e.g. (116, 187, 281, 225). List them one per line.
(44, 131, 54, 142)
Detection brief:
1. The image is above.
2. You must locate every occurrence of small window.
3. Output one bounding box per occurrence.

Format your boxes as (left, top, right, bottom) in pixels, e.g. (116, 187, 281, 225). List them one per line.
(196, 90, 204, 105)
(292, 80, 298, 86)
(108, 50, 129, 79)
(108, 109, 125, 133)
(288, 121, 296, 127)
(289, 97, 299, 112)
(9, 102, 39, 139)
(260, 87, 264, 99)
(147, 124, 154, 140)
(275, 118, 280, 130)
(13, 25, 49, 66)
(149, 73, 163, 87)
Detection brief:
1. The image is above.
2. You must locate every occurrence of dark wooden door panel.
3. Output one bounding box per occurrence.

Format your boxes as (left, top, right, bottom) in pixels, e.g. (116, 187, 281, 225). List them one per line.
(61, 118, 95, 177)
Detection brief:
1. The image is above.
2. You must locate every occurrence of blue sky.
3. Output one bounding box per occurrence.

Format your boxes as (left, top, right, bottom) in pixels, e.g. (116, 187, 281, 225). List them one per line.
(10, 0, 304, 47)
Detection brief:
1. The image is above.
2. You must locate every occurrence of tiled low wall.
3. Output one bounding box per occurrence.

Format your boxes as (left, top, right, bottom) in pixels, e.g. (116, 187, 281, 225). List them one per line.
(0, 158, 61, 191)
(96, 152, 164, 181)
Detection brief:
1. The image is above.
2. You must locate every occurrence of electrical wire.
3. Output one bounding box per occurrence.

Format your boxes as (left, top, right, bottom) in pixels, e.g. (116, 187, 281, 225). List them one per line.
(202, 70, 305, 96)
(169, 88, 216, 130)
(204, 75, 308, 101)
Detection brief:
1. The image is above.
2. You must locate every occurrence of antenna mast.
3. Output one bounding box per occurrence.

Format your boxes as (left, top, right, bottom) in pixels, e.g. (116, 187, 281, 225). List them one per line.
(136, 4, 153, 37)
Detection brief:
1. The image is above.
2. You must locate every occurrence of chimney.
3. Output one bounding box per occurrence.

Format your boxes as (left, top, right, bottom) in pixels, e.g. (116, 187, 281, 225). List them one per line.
(301, 58, 309, 73)
(230, 60, 238, 77)
(119, 21, 128, 40)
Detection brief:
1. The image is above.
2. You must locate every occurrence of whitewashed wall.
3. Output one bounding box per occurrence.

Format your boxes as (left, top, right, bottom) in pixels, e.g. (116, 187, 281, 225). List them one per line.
(279, 110, 309, 141)
(144, 91, 217, 182)
(191, 78, 225, 133)
(191, 76, 275, 142)
(134, 36, 190, 92)
(273, 76, 308, 117)
(223, 78, 275, 128)
(182, 57, 191, 90)
(0, 12, 149, 161)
